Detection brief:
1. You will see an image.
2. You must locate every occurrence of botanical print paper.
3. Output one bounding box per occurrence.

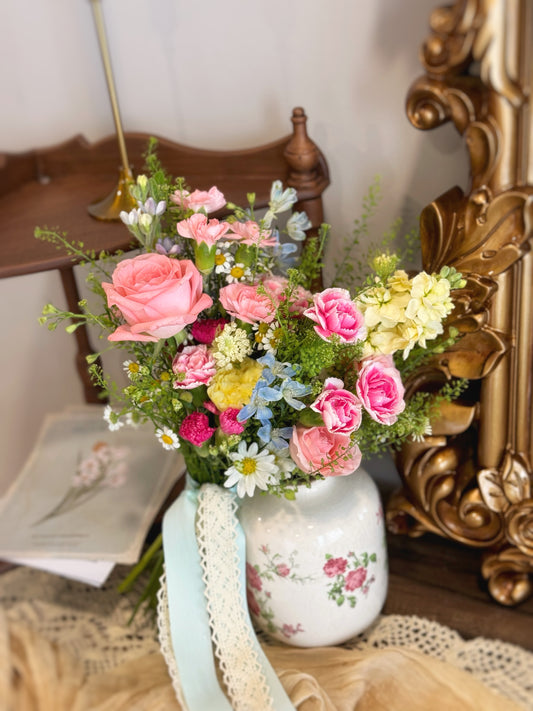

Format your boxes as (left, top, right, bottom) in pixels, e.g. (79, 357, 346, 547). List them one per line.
(0, 408, 185, 563)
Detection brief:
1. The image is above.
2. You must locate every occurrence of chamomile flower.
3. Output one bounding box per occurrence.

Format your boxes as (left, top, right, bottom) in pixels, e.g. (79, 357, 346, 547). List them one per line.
(252, 322, 271, 348)
(224, 441, 279, 497)
(103, 405, 124, 431)
(156, 426, 180, 450)
(263, 322, 284, 354)
(215, 248, 234, 275)
(411, 419, 433, 443)
(123, 360, 140, 378)
(226, 263, 252, 283)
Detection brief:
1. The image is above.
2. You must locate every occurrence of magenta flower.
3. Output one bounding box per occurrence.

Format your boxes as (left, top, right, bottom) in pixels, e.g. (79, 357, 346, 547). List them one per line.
(345, 567, 367, 591)
(323, 557, 348, 578)
(246, 562, 262, 591)
(171, 186, 226, 214)
(191, 317, 227, 345)
(178, 412, 215, 446)
(219, 408, 245, 435)
(177, 213, 231, 247)
(304, 287, 366, 343)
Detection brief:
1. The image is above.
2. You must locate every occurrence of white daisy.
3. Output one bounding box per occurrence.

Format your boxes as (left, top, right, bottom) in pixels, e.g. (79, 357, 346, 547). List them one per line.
(214, 249, 234, 275)
(123, 360, 140, 378)
(103, 405, 124, 431)
(224, 441, 279, 497)
(226, 263, 252, 284)
(156, 426, 180, 451)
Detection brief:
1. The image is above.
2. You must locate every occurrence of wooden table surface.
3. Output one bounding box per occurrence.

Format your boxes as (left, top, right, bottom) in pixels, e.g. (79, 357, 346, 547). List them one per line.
(384, 531, 533, 651)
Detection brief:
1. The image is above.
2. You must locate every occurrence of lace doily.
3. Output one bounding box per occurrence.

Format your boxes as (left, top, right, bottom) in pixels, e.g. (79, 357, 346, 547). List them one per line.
(1, 565, 531, 709)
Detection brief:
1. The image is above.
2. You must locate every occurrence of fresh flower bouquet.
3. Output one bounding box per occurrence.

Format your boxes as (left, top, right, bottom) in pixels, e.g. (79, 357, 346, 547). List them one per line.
(37, 145, 466, 707)
(38, 151, 464, 502)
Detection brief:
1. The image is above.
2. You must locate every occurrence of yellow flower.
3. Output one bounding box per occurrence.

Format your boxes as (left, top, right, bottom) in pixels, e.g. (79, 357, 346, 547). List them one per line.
(388, 270, 411, 293)
(405, 273, 453, 325)
(207, 357, 263, 410)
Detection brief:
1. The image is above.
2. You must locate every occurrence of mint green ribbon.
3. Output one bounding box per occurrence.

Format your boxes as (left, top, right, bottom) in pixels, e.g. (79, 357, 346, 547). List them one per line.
(162, 480, 296, 710)
(162, 486, 232, 710)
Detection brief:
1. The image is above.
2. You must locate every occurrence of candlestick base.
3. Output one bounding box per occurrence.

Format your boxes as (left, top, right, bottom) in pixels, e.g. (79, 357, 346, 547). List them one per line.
(88, 166, 136, 221)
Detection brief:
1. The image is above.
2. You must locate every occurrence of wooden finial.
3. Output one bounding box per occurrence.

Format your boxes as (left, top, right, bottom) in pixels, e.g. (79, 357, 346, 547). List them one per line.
(284, 107, 321, 189)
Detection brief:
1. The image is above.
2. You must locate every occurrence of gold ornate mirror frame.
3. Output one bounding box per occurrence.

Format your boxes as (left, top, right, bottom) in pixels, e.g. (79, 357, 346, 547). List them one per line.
(387, 0, 533, 606)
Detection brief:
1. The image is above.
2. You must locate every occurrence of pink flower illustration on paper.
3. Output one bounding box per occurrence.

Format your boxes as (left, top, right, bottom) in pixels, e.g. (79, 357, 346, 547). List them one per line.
(323, 557, 348, 578)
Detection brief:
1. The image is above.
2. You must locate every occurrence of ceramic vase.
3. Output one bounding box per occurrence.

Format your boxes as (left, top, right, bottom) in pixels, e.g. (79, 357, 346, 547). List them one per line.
(238, 469, 388, 647)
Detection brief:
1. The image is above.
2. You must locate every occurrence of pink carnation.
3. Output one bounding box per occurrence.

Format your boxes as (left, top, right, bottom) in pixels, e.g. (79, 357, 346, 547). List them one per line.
(303, 287, 366, 343)
(172, 345, 216, 389)
(311, 377, 362, 434)
(228, 220, 278, 246)
(191, 317, 227, 344)
(356, 355, 405, 426)
(323, 557, 348, 578)
(219, 283, 277, 325)
(178, 412, 215, 446)
(171, 186, 226, 213)
(262, 275, 312, 314)
(177, 213, 231, 247)
(219, 408, 245, 435)
(289, 425, 362, 477)
(345, 567, 367, 591)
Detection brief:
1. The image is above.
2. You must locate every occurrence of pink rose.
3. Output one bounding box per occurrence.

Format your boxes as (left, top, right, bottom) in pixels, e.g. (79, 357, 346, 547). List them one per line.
(228, 220, 278, 246)
(356, 356, 405, 425)
(345, 567, 367, 591)
(289, 426, 362, 477)
(246, 562, 262, 591)
(276, 563, 290, 577)
(262, 275, 312, 314)
(191, 317, 227, 344)
(304, 288, 366, 343)
(102, 254, 212, 342)
(171, 186, 226, 213)
(219, 408, 245, 435)
(172, 345, 216, 389)
(177, 213, 231, 247)
(179, 412, 215, 446)
(311, 377, 362, 434)
(323, 557, 348, 578)
(219, 283, 276, 324)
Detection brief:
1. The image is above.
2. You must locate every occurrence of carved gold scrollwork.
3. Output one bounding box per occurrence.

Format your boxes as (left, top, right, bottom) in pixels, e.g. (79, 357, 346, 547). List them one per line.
(389, 0, 533, 604)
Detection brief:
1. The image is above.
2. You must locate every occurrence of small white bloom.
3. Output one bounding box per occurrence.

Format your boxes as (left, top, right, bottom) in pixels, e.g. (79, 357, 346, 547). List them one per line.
(123, 360, 140, 378)
(224, 441, 279, 497)
(103, 405, 124, 431)
(156, 426, 180, 451)
(214, 249, 234, 275)
(212, 322, 252, 368)
(286, 211, 312, 241)
(226, 263, 251, 284)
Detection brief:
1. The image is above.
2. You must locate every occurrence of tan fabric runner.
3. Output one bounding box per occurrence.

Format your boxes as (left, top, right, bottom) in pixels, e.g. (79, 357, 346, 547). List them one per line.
(0, 566, 531, 711)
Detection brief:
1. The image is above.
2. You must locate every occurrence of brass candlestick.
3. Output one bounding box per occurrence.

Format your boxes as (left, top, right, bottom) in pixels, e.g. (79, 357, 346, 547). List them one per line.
(88, 0, 136, 220)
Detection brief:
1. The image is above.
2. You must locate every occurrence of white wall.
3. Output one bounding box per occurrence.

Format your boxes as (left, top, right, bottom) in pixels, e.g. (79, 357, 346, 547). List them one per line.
(0, 0, 468, 495)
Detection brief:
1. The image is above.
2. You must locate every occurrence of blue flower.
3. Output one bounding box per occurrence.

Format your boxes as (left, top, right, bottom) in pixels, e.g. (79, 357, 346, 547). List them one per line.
(237, 378, 282, 424)
(280, 379, 312, 410)
(257, 353, 296, 381)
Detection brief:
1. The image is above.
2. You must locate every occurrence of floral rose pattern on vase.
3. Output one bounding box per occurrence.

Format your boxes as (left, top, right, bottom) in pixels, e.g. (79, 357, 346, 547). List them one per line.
(245, 544, 311, 639)
(323, 551, 377, 607)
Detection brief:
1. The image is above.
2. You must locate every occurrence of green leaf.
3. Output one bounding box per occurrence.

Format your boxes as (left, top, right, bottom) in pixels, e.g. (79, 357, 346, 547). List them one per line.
(336, 595, 345, 607)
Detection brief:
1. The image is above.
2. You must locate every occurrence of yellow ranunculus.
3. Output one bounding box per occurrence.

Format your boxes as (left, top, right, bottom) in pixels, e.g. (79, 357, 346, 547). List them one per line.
(207, 357, 263, 411)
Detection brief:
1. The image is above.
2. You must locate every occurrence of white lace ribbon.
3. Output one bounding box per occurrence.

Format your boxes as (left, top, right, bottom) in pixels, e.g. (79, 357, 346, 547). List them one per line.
(196, 484, 275, 711)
